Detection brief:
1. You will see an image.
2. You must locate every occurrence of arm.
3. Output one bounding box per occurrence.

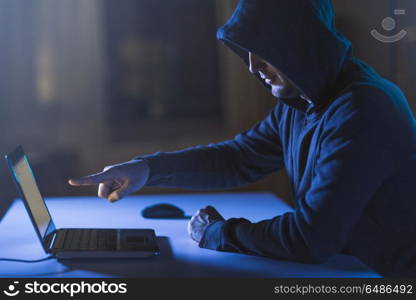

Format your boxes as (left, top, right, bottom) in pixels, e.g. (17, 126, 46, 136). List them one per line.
(199, 91, 399, 263)
(137, 104, 285, 190)
(68, 104, 284, 201)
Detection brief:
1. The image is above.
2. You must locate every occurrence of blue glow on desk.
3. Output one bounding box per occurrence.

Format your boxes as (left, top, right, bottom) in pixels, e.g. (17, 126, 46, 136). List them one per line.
(0, 193, 381, 278)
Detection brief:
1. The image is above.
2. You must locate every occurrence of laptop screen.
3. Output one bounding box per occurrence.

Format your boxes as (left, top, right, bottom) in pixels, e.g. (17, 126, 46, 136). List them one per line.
(8, 150, 52, 239)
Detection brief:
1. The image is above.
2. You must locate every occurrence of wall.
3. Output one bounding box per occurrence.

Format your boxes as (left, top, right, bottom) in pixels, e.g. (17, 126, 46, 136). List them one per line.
(1, 0, 415, 219)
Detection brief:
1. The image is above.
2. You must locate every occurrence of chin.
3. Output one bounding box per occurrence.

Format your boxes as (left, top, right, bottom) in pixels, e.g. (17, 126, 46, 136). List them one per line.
(271, 86, 298, 99)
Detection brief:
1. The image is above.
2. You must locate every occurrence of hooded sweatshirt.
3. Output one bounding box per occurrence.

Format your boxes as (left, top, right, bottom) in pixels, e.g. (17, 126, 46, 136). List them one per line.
(137, 0, 416, 277)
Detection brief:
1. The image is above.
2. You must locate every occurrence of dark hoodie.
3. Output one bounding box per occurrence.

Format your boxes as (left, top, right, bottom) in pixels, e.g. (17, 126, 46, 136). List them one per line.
(138, 0, 416, 277)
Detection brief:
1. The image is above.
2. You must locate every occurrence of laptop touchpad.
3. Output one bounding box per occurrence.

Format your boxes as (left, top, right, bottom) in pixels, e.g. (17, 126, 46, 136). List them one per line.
(119, 230, 152, 251)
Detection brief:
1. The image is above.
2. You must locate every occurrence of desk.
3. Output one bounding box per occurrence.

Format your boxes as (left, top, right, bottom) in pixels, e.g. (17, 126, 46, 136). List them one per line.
(0, 192, 380, 278)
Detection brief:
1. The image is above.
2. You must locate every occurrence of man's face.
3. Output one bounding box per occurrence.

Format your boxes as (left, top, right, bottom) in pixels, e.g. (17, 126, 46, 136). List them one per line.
(248, 52, 300, 99)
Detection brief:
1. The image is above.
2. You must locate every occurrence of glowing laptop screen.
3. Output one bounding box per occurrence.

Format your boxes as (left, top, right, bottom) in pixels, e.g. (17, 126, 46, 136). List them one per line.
(12, 155, 51, 238)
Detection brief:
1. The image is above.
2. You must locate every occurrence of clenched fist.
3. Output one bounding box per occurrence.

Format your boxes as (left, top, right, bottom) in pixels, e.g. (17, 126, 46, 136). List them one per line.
(187, 205, 225, 243)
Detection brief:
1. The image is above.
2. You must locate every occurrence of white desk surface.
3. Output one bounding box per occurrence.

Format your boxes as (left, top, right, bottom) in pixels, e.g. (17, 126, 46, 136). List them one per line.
(0, 192, 380, 278)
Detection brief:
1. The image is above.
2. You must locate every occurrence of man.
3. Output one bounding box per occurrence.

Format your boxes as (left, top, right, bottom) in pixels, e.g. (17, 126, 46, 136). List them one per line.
(69, 0, 416, 277)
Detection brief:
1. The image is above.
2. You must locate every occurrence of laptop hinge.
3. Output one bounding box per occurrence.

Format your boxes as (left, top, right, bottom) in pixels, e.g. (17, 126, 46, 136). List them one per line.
(45, 231, 57, 250)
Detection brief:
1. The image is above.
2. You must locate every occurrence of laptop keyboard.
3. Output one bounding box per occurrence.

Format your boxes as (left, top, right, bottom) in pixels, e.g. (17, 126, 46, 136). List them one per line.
(53, 229, 117, 251)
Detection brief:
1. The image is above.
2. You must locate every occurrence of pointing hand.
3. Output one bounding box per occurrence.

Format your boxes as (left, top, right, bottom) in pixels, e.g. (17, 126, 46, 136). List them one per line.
(68, 159, 150, 203)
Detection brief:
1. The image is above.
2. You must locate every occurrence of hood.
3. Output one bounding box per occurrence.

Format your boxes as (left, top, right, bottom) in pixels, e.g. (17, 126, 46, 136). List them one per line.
(217, 0, 353, 111)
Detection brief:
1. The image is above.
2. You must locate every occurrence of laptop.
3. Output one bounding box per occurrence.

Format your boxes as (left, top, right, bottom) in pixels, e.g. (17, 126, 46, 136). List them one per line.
(5, 145, 160, 259)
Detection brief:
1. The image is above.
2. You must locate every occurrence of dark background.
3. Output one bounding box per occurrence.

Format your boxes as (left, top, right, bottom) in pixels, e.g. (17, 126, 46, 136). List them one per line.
(0, 0, 415, 219)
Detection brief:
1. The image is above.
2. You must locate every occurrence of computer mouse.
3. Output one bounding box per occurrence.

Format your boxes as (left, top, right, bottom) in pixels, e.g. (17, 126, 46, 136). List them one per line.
(141, 203, 187, 219)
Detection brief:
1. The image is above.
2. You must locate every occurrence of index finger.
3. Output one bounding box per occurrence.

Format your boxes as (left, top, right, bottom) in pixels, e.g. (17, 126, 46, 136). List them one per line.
(68, 171, 114, 186)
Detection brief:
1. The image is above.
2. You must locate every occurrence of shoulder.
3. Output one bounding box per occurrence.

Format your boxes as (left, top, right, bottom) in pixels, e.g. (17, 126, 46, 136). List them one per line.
(325, 79, 411, 123)
(322, 79, 415, 148)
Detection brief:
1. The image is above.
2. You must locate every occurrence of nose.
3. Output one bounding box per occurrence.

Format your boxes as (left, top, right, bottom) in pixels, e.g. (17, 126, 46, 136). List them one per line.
(248, 52, 266, 74)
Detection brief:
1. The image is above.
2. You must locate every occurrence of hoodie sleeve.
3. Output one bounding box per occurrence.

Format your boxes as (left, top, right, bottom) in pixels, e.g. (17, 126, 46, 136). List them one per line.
(135, 105, 284, 190)
(200, 92, 397, 263)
